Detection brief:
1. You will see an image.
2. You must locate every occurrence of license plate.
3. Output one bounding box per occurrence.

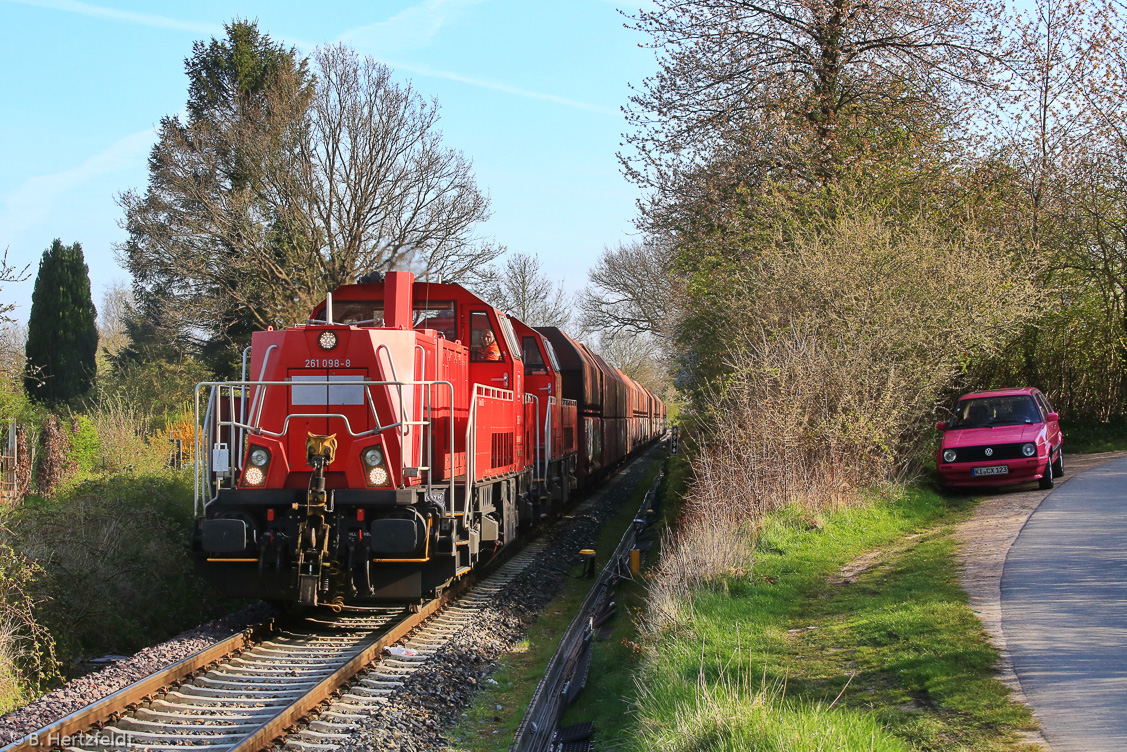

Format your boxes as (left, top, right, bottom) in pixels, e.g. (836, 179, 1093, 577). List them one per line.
(972, 465, 1009, 477)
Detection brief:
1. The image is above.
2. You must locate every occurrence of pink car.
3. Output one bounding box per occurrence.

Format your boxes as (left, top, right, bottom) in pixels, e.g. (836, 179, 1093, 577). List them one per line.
(935, 388, 1063, 490)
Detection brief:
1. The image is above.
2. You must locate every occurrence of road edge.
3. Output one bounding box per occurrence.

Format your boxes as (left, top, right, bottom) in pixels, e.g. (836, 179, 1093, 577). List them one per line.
(954, 450, 1127, 751)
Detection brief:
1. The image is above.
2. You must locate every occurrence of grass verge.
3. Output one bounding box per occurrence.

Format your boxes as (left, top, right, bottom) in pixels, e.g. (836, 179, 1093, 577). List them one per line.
(629, 485, 1040, 752)
(446, 457, 664, 751)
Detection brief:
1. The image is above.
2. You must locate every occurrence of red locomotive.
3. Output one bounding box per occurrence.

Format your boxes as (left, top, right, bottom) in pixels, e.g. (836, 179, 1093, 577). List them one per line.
(192, 272, 666, 606)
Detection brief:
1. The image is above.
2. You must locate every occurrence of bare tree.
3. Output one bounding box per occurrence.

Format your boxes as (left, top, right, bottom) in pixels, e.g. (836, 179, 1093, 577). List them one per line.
(592, 330, 672, 395)
(275, 45, 499, 288)
(622, 0, 1005, 219)
(0, 322, 27, 382)
(119, 32, 498, 355)
(476, 252, 573, 328)
(98, 281, 134, 359)
(579, 238, 676, 337)
(0, 248, 30, 324)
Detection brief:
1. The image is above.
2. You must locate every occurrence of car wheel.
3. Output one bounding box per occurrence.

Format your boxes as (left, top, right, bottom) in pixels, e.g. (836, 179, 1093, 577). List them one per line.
(1039, 459, 1055, 490)
(1052, 448, 1064, 477)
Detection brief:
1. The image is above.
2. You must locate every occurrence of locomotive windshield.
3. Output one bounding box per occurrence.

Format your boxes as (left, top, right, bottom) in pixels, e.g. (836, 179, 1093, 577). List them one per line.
(335, 301, 382, 325)
(329, 300, 457, 341)
(412, 303, 457, 341)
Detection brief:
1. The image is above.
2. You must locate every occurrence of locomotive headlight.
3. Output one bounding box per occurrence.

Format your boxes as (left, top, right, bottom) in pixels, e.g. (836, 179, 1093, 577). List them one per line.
(244, 466, 266, 486)
(942, 449, 957, 463)
(318, 330, 338, 350)
(1022, 442, 1037, 457)
(361, 444, 389, 487)
(249, 448, 270, 467)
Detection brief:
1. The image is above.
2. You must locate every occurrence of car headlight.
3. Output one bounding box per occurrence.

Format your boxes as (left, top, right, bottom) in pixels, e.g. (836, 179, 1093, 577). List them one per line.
(249, 448, 270, 467)
(363, 447, 383, 466)
(942, 449, 957, 463)
(1022, 442, 1036, 457)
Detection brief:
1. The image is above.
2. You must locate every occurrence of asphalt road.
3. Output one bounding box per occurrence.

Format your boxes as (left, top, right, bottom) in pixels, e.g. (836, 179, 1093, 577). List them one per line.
(1001, 456, 1127, 752)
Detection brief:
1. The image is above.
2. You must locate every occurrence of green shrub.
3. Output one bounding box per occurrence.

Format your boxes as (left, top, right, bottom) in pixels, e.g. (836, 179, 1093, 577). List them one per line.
(0, 511, 58, 710)
(68, 415, 100, 476)
(14, 473, 228, 662)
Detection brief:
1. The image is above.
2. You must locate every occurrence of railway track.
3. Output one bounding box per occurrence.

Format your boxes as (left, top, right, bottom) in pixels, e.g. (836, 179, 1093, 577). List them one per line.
(1, 544, 544, 752)
(3, 448, 665, 752)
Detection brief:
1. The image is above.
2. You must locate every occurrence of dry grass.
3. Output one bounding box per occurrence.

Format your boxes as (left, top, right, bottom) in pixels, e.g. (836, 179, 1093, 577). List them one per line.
(87, 396, 173, 476)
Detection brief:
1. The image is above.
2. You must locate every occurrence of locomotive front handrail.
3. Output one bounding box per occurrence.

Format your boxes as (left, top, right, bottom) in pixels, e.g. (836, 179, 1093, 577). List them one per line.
(250, 345, 279, 429)
(253, 413, 400, 439)
(194, 377, 457, 516)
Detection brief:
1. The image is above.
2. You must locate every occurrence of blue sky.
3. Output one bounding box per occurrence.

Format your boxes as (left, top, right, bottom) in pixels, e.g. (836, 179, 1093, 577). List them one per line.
(0, 0, 655, 324)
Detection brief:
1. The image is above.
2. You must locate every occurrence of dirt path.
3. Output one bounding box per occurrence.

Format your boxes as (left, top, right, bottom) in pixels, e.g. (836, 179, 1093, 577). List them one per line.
(954, 450, 1127, 750)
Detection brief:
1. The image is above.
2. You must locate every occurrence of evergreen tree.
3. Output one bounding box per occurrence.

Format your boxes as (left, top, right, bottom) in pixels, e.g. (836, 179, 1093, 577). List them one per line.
(24, 239, 99, 403)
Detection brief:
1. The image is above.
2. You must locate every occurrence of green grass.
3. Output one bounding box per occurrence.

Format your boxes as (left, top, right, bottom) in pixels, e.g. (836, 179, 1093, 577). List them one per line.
(447, 457, 665, 751)
(630, 487, 1040, 752)
(1061, 417, 1127, 453)
(448, 457, 1040, 752)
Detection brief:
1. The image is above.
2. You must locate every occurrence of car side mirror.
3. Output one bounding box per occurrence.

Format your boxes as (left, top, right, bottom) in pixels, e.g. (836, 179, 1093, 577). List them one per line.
(936, 421, 947, 431)
(1046, 412, 1059, 422)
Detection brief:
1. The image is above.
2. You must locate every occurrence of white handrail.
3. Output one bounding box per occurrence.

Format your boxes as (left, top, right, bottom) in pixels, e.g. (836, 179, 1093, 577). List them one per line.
(526, 394, 540, 482)
(195, 377, 457, 512)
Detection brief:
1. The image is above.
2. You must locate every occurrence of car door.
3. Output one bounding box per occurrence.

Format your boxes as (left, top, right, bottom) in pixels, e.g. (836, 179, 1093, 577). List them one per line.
(1034, 391, 1062, 452)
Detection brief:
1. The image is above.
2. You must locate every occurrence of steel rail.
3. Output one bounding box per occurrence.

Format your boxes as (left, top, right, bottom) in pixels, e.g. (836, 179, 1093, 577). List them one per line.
(1, 520, 531, 752)
(227, 588, 457, 752)
(0, 622, 273, 752)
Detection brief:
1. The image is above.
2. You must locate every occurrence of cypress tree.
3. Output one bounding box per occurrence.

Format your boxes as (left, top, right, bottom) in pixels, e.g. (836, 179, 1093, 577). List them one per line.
(24, 239, 99, 403)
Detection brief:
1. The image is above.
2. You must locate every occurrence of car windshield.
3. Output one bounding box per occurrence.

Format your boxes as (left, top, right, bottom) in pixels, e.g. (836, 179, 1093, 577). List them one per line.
(950, 395, 1042, 428)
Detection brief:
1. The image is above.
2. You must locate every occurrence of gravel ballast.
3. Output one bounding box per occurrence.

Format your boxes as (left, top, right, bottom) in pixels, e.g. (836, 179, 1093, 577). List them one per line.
(0, 601, 276, 745)
(336, 452, 660, 752)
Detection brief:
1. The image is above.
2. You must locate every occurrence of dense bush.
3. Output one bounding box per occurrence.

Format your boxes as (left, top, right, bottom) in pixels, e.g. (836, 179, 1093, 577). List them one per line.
(13, 474, 229, 663)
(0, 512, 58, 712)
(68, 415, 100, 476)
(86, 397, 175, 477)
(647, 199, 1042, 634)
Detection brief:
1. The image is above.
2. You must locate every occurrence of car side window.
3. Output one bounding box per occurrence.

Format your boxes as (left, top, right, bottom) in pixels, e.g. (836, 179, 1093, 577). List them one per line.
(1035, 392, 1053, 418)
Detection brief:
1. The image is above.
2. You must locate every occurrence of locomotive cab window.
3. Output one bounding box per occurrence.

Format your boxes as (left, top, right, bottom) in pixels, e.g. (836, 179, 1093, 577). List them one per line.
(333, 302, 383, 326)
(413, 302, 457, 341)
(542, 339, 562, 371)
(496, 313, 521, 358)
(470, 311, 504, 362)
(523, 336, 547, 375)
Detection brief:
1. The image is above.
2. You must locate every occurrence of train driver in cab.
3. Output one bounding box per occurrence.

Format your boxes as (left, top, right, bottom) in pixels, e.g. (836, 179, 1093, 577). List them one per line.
(478, 329, 502, 361)
(471, 312, 504, 362)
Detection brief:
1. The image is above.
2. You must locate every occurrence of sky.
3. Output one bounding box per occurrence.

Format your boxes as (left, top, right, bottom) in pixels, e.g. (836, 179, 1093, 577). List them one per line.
(0, 0, 656, 325)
